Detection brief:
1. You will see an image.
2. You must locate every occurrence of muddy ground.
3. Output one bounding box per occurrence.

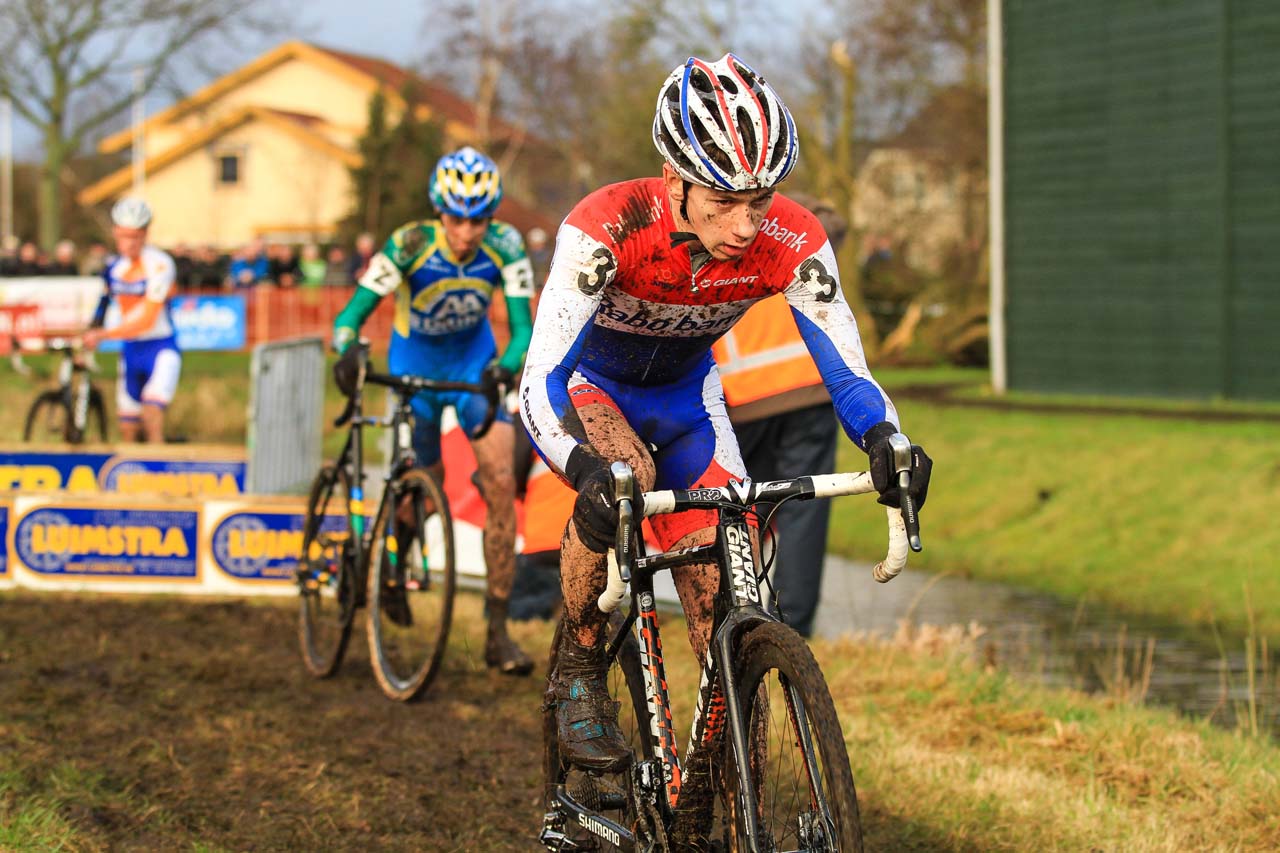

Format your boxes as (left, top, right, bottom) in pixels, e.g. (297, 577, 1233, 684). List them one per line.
(0, 591, 554, 852)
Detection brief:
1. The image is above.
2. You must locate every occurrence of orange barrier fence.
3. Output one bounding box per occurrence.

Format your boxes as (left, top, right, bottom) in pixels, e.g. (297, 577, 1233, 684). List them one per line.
(232, 286, 513, 352)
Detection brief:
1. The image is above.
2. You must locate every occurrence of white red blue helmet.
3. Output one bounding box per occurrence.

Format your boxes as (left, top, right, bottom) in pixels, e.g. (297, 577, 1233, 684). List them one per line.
(429, 147, 504, 218)
(652, 54, 798, 191)
(110, 196, 152, 229)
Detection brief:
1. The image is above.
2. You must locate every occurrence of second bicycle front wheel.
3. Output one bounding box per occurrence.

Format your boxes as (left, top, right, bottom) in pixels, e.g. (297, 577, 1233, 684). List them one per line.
(23, 390, 70, 443)
(721, 620, 863, 852)
(366, 468, 456, 701)
(298, 462, 358, 678)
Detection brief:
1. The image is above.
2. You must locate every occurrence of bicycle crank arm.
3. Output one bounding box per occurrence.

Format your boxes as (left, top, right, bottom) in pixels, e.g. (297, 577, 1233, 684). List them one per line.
(545, 789, 635, 850)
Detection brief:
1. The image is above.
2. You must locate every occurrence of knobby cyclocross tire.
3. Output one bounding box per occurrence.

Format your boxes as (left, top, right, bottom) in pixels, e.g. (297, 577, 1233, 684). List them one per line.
(366, 468, 456, 702)
(544, 614, 653, 852)
(23, 390, 70, 443)
(86, 384, 108, 443)
(723, 621, 864, 853)
(298, 462, 359, 677)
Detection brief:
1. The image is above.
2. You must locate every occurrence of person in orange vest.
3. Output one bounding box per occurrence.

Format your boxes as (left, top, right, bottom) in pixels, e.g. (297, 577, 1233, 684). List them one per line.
(710, 196, 849, 638)
(509, 421, 577, 620)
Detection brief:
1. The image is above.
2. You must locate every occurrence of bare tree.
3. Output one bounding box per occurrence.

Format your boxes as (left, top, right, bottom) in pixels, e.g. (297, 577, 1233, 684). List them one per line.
(0, 0, 289, 247)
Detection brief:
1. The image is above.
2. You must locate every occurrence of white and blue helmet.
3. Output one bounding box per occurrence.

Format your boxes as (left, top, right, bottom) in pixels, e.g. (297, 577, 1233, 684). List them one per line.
(110, 196, 153, 229)
(652, 54, 798, 191)
(429, 146, 504, 218)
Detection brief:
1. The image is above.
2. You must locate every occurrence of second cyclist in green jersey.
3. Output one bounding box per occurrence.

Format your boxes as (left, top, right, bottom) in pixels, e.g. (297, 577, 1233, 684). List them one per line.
(332, 146, 536, 674)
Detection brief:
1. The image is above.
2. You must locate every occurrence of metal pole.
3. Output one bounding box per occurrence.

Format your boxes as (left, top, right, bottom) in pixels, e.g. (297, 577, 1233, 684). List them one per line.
(131, 67, 145, 195)
(987, 0, 1007, 393)
(1, 96, 12, 248)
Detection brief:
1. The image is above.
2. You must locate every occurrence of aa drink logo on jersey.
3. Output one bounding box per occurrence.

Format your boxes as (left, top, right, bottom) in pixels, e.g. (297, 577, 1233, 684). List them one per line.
(211, 509, 308, 582)
(99, 459, 245, 497)
(12, 505, 198, 579)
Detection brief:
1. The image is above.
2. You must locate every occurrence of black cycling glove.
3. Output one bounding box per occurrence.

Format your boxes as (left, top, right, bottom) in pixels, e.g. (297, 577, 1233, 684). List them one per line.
(864, 421, 932, 510)
(565, 446, 638, 554)
(332, 346, 364, 397)
(482, 361, 516, 391)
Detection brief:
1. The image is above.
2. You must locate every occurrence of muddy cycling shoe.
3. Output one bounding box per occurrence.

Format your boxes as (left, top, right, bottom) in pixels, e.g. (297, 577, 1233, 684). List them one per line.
(485, 632, 535, 675)
(550, 634, 631, 774)
(484, 597, 534, 675)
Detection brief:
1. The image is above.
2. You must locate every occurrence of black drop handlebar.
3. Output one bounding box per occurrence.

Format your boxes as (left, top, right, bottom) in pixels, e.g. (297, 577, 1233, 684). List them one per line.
(331, 342, 505, 440)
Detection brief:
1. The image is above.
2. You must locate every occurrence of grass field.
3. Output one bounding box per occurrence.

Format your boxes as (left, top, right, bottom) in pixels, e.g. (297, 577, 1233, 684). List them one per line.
(1, 591, 1276, 851)
(4, 354, 1276, 637)
(829, 368, 1280, 639)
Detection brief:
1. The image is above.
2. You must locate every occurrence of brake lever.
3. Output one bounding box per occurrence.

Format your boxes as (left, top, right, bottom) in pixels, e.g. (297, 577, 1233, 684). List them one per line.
(887, 433, 923, 552)
(611, 461, 635, 583)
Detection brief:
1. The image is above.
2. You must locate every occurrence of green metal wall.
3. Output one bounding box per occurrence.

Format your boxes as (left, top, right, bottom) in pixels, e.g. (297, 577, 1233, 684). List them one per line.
(1004, 0, 1280, 399)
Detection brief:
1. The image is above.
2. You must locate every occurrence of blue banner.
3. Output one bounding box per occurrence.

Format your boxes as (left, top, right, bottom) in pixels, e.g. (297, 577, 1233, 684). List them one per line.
(99, 457, 245, 497)
(1, 503, 8, 577)
(211, 508, 305, 582)
(171, 295, 246, 351)
(0, 450, 245, 497)
(0, 451, 114, 493)
(12, 505, 199, 579)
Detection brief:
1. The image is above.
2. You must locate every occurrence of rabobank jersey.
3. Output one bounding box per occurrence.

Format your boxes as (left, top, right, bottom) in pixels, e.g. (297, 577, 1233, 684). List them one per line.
(521, 177, 898, 476)
(102, 246, 177, 343)
(358, 219, 535, 377)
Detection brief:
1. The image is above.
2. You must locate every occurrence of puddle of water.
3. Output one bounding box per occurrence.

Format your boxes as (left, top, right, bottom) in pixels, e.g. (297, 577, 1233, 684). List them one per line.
(811, 557, 1278, 736)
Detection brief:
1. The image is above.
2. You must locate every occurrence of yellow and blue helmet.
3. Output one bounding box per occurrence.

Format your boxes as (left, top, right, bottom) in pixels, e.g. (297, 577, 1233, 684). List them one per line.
(429, 146, 504, 218)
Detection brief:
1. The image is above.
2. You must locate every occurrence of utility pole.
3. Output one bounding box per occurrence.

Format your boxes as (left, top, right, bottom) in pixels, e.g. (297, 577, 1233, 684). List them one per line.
(1, 96, 13, 249)
(131, 67, 146, 195)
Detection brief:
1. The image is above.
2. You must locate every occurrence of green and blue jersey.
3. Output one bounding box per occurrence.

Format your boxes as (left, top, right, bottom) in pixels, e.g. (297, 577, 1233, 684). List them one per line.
(334, 218, 534, 380)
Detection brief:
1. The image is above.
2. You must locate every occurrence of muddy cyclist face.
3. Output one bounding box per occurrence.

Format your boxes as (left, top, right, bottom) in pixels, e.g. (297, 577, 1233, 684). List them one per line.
(663, 163, 775, 263)
(439, 213, 491, 259)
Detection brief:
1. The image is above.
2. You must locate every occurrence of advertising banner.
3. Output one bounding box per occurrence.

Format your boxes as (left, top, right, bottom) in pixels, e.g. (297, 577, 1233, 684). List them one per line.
(202, 499, 309, 592)
(8, 497, 200, 590)
(0, 446, 246, 497)
(0, 499, 10, 586)
(171, 294, 247, 351)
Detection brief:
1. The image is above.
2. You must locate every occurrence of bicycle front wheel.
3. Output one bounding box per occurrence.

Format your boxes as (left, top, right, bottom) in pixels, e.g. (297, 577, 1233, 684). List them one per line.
(23, 390, 70, 443)
(298, 462, 359, 678)
(722, 621, 863, 853)
(366, 468, 456, 701)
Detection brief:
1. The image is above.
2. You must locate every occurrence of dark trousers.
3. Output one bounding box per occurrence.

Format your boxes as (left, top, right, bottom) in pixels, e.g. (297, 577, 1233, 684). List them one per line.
(733, 402, 839, 637)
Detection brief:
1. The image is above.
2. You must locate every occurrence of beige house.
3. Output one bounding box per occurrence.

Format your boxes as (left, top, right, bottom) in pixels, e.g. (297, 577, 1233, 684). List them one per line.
(851, 87, 987, 275)
(79, 41, 551, 248)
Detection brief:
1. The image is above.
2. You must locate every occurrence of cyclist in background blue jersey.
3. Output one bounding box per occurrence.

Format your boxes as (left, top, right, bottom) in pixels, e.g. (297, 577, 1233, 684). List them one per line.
(332, 147, 536, 675)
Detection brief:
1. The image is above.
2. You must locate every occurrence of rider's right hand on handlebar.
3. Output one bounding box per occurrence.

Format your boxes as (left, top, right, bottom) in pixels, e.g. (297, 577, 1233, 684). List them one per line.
(566, 447, 640, 555)
(865, 421, 933, 510)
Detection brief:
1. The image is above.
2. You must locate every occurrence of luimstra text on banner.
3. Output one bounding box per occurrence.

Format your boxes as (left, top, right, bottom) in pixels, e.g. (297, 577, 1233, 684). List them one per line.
(7, 493, 203, 594)
(0, 445, 246, 497)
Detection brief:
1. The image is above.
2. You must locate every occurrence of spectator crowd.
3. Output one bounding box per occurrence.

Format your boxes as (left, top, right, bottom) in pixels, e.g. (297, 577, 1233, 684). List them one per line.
(0, 234, 386, 290)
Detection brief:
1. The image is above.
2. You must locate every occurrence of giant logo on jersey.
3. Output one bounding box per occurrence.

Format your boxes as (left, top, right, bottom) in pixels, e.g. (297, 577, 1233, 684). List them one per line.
(410, 281, 491, 335)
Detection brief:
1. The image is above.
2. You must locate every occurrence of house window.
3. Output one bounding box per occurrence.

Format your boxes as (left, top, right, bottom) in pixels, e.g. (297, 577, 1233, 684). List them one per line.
(218, 154, 240, 184)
